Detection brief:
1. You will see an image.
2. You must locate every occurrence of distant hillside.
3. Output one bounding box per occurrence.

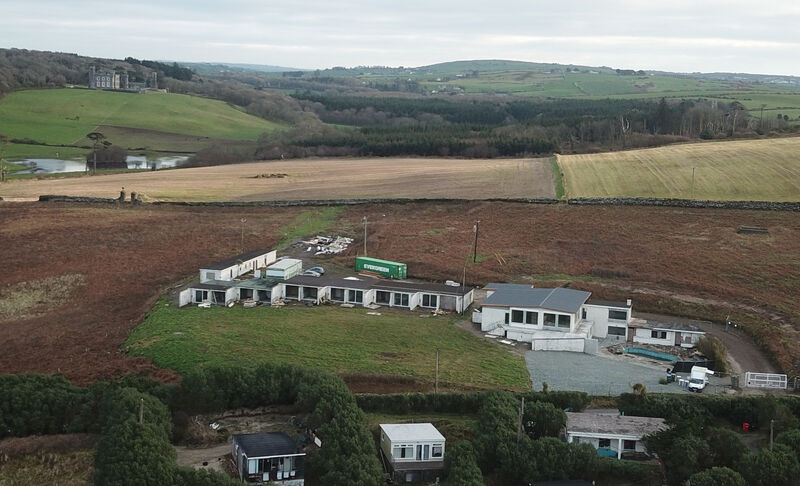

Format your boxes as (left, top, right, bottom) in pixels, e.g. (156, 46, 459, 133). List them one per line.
(0, 48, 326, 160)
(179, 62, 305, 75)
(415, 59, 616, 75)
(0, 88, 286, 158)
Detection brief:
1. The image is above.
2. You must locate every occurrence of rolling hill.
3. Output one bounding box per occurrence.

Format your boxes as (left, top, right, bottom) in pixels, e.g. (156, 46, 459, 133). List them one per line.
(0, 88, 287, 159)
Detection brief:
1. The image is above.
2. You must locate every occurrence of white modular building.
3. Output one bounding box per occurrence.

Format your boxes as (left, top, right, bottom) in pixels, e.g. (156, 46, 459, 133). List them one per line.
(379, 423, 445, 483)
(265, 259, 304, 280)
(200, 249, 277, 283)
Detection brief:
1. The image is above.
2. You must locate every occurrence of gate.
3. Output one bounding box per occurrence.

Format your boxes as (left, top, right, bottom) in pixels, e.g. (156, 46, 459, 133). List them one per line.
(745, 371, 788, 389)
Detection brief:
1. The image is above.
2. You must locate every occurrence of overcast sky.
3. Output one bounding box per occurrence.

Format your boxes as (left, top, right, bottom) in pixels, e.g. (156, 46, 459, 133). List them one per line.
(1, 0, 799, 75)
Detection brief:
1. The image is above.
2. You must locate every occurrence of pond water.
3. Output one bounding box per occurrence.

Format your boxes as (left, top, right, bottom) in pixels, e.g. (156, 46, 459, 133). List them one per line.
(13, 155, 189, 174)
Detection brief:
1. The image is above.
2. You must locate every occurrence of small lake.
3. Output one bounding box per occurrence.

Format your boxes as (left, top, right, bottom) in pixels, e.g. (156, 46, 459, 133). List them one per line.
(13, 155, 189, 174)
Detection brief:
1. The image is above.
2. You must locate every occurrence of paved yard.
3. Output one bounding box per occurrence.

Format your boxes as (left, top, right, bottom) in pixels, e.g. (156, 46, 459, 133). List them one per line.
(525, 350, 729, 396)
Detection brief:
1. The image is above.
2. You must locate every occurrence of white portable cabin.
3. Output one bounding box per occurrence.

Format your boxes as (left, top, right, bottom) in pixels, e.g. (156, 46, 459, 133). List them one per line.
(379, 423, 445, 468)
(200, 249, 277, 283)
(265, 258, 303, 280)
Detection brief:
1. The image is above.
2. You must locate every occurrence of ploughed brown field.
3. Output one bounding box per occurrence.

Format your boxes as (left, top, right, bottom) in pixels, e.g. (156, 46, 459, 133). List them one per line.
(2, 201, 799, 387)
(0, 157, 555, 201)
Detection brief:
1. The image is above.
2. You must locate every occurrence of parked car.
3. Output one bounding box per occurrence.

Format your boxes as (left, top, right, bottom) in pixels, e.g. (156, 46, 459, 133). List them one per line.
(302, 270, 321, 277)
(308, 266, 325, 275)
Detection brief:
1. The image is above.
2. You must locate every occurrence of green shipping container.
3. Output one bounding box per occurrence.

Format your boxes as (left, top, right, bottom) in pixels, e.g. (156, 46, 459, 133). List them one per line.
(355, 257, 407, 279)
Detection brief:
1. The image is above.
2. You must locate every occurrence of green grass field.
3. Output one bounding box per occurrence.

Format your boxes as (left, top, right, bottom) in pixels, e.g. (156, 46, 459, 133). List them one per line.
(0, 88, 285, 157)
(559, 137, 800, 201)
(127, 301, 530, 390)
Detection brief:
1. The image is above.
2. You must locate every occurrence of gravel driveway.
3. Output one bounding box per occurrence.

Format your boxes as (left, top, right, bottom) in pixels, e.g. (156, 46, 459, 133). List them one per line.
(525, 350, 729, 396)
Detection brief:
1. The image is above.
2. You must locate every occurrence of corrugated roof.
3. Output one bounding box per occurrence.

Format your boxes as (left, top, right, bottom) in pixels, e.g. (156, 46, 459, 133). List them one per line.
(566, 412, 666, 437)
(235, 277, 283, 290)
(233, 432, 303, 458)
(203, 249, 271, 270)
(483, 287, 590, 313)
(380, 423, 445, 442)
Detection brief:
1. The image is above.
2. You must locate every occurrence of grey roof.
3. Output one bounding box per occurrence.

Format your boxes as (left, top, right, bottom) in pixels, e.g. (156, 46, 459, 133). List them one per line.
(190, 280, 234, 291)
(586, 299, 631, 309)
(284, 276, 470, 295)
(483, 286, 591, 313)
(203, 249, 271, 270)
(235, 277, 282, 290)
(371, 280, 471, 296)
(566, 412, 667, 437)
(644, 320, 705, 333)
(285, 275, 373, 290)
(485, 283, 535, 291)
(233, 432, 303, 459)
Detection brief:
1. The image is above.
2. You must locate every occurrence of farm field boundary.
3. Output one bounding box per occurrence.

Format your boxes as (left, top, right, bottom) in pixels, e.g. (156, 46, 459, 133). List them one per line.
(36, 194, 800, 211)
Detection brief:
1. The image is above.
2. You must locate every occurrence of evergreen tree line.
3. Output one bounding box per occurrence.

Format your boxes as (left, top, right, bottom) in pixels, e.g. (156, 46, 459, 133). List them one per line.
(0, 366, 384, 486)
(355, 389, 591, 415)
(620, 392, 800, 485)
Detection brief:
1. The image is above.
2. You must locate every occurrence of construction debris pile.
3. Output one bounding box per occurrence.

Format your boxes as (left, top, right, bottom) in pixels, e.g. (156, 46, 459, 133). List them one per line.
(303, 235, 354, 256)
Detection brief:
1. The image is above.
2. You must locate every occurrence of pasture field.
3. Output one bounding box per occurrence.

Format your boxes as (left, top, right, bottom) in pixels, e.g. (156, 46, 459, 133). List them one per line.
(0, 157, 555, 201)
(0, 88, 284, 157)
(559, 137, 800, 201)
(127, 302, 530, 391)
(428, 72, 734, 98)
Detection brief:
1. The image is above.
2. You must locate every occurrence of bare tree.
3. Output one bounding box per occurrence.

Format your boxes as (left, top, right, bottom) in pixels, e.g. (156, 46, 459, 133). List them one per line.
(86, 132, 106, 175)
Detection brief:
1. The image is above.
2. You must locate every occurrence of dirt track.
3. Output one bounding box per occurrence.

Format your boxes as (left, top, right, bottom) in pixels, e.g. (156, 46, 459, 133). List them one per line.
(0, 157, 555, 201)
(1, 201, 798, 385)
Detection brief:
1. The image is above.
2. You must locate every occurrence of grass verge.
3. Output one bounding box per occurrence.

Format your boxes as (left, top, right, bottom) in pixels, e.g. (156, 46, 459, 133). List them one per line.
(126, 301, 530, 390)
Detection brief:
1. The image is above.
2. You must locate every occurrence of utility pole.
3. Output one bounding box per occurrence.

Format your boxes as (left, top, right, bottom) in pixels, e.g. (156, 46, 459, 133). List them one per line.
(517, 397, 525, 441)
(434, 348, 439, 396)
(139, 398, 144, 424)
(240, 217, 247, 253)
(770, 419, 775, 449)
(472, 220, 480, 263)
(362, 216, 368, 256)
(690, 167, 696, 200)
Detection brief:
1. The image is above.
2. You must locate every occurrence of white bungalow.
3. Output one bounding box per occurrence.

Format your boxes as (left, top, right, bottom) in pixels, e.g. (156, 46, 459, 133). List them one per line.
(565, 412, 667, 460)
(630, 320, 706, 348)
